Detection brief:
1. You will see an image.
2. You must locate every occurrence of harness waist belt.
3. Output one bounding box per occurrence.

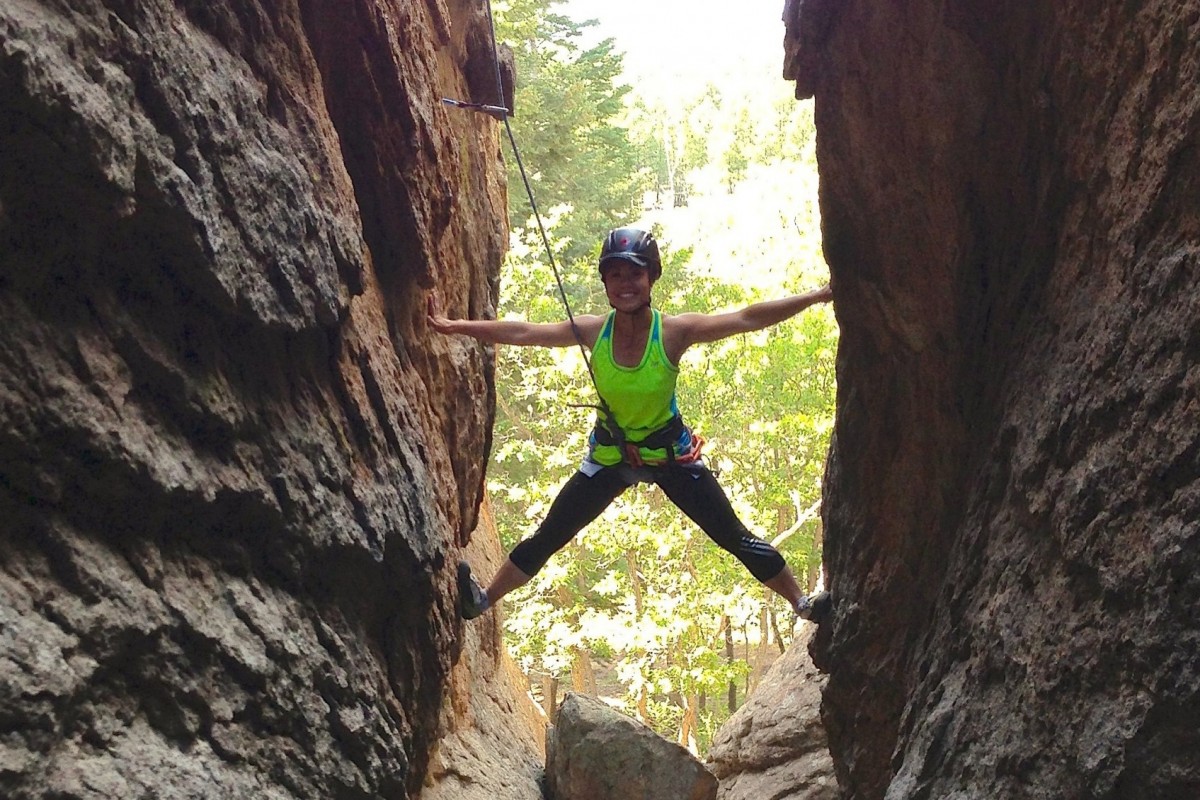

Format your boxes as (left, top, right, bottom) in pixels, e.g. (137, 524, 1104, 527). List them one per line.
(592, 414, 685, 451)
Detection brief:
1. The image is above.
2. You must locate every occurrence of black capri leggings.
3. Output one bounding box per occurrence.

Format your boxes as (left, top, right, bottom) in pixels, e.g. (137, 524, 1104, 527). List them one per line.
(508, 464, 787, 582)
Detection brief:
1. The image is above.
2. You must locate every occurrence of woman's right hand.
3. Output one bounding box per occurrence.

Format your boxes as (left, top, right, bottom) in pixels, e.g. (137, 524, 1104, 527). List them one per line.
(427, 292, 456, 334)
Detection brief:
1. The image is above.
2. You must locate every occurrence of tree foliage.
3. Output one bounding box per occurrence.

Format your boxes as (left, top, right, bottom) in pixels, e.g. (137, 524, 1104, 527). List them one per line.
(496, 0, 650, 262)
(488, 0, 835, 753)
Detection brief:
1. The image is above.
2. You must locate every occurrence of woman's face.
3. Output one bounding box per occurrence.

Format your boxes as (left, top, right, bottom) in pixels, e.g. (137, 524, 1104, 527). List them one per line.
(602, 260, 653, 312)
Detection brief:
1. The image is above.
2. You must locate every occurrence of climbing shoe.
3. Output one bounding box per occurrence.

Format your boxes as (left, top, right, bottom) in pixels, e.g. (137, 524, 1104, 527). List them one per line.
(457, 561, 490, 620)
(795, 590, 832, 624)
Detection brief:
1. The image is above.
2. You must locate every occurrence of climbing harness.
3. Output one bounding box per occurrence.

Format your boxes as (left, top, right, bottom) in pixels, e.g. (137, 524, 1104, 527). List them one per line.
(443, 0, 632, 458)
(590, 413, 705, 468)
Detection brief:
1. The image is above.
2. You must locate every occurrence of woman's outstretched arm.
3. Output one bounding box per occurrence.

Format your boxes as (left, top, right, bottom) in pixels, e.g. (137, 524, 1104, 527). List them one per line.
(428, 294, 603, 348)
(667, 285, 833, 353)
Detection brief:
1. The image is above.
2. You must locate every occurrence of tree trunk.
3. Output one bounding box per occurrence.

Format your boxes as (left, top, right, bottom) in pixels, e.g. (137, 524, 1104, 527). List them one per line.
(627, 549, 644, 613)
(661, 122, 676, 200)
(572, 647, 597, 695)
(679, 694, 700, 753)
(544, 674, 559, 719)
(807, 517, 824, 591)
(724, 619, 737, 712)
(771, 607, 787, 654)
(743, 621, 753, 699)
(752, 596, 772, 691)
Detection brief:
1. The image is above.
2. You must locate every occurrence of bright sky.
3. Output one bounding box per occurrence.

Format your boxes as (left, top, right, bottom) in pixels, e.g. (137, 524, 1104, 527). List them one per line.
(551, 0, 823, 289)
(561, 0, 791, 91)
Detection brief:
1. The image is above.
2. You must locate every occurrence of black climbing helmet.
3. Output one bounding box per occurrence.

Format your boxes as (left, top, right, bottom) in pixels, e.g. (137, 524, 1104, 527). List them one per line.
(598, 227, 662, 282)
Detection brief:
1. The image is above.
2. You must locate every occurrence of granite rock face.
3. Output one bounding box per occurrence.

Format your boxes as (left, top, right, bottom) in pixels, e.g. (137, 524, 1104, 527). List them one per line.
(0, 0, 512, 797)
(786, 0, 1200, 797)
(707, 626, 836, 800)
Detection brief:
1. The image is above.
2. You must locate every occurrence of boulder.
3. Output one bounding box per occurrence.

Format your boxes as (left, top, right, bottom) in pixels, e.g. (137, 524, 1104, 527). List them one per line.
(707, 627, 836, 799)
(546, 692, 718, 800)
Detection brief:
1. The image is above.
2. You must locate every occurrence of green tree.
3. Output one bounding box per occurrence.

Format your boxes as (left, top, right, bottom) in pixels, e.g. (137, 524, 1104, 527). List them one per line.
(490, 226, 836, 751)
(485, 0, 836, 755)
(628, 78, 818, 205)
(722, 107, 753, 192)
(495, 0, 650, 262)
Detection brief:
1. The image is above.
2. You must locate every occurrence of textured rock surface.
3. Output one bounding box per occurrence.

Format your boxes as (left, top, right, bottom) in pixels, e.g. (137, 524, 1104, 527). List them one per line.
(418, 498, 546, 800)
(786, 0, 1200, 798)
(708, 626, 836, 800)
(546, 692, 718, 800)
(0, 0, 513, 797)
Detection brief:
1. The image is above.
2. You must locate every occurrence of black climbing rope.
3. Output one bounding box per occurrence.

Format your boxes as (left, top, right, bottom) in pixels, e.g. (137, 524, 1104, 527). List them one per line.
(442, 0, 628, 453)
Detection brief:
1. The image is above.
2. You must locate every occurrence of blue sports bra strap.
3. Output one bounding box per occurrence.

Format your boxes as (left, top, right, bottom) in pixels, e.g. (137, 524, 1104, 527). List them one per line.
(599, 311, 616, 341)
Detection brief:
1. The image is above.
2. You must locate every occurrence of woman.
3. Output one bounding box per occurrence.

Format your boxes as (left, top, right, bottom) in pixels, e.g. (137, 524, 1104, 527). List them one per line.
(429, 227, 833, 622)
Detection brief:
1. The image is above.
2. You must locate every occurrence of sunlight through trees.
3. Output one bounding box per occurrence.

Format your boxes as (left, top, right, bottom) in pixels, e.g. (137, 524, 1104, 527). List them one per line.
(490, 0, 836, 753)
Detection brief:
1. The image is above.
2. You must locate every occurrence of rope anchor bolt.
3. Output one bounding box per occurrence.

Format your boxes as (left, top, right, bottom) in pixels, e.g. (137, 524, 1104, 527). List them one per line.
(441, 97, 509, 121)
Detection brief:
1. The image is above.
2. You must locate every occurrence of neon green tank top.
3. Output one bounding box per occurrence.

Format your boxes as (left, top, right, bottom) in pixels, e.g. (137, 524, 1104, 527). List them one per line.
(589, 309, 681, 465)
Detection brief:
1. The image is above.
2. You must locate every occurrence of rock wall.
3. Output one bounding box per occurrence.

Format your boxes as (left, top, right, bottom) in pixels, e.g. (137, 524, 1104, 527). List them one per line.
(0, 0, 516, 797)
(707, 625, 836, 800)
(418, 498, 546, 800)
(786, 0, 1200, 797)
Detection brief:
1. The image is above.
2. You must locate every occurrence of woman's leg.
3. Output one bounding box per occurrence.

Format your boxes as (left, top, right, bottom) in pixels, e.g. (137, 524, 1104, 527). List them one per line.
(475, 468, 628, 612)
(655, 466, 811, 612)
(762, 564, 807, 610)
(483, 558, 537, 607)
